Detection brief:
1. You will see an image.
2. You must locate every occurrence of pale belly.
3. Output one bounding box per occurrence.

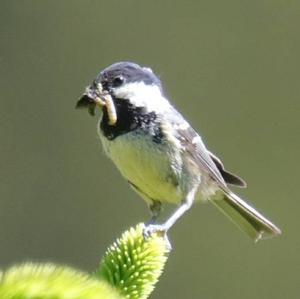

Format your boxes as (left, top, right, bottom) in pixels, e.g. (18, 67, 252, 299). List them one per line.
(99, 131, 184, 204)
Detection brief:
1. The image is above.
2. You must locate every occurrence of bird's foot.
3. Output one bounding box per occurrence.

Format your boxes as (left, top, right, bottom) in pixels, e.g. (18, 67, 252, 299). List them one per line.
(143, 224, 172, 251)
(143, 223, 167, 237)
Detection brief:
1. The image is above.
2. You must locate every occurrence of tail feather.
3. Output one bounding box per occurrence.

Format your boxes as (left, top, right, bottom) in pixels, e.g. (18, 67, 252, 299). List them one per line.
(210, 191, 281, 242)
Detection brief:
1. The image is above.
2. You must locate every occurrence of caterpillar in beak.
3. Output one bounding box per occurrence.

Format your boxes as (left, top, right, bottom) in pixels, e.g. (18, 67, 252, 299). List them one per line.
(76, 93, 117, 126)
(96, 94, 117, 126)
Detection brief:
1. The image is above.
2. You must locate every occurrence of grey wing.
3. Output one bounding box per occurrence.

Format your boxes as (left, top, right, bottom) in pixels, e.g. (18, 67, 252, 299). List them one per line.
(173, 119, 246, 189)
(208, 150, 246, 188)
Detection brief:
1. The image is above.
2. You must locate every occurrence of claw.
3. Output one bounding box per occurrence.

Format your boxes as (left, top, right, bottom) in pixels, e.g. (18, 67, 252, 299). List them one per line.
(143, 224, 172, 251)
(143, 224, 166, 237)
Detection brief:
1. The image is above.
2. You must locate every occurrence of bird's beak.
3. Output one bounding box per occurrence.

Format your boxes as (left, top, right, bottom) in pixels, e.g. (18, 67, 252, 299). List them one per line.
(76, 84, 106, 116)
(76, 84, 117, 125)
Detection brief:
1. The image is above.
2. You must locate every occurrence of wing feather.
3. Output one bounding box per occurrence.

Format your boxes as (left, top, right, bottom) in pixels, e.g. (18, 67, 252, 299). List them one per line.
(175, 124, 246, 189)
(176, 125, 228, 188)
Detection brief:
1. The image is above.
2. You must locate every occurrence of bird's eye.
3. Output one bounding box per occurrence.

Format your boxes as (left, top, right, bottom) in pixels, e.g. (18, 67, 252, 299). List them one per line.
(112, 76, 125, 87)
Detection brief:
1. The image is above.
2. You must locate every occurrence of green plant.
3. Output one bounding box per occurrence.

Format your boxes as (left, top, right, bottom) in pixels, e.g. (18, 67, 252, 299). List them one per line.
(0, 224, 169, 299)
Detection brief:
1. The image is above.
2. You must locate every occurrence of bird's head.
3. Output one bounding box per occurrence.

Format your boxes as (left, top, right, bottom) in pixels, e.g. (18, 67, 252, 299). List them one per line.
(76, 62, 170, 125)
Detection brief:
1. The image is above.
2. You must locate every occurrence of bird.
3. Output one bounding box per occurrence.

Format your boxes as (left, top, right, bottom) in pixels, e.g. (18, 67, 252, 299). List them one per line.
(76, 61, 281, 243)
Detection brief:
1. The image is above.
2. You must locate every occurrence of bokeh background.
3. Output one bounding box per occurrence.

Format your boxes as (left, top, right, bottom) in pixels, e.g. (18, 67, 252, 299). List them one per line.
(0, 1, 299, 298)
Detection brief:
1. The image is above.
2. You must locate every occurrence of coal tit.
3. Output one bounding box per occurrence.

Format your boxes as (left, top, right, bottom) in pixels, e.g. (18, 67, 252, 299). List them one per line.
(77, 61, 281, 242)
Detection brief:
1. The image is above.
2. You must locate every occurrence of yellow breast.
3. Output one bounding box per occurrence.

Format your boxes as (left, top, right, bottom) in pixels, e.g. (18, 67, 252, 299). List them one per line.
(99, 131, 183, 204)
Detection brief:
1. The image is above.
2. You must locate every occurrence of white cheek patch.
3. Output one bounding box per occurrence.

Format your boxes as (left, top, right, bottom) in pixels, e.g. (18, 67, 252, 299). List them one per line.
(113, 82, 171, 113)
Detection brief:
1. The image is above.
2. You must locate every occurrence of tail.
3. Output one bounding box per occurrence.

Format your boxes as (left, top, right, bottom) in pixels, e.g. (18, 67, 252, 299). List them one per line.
(210, 191, 281, 242)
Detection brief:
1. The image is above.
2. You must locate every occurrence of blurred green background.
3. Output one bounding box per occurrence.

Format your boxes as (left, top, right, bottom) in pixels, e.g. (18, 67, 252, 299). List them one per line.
(0, 1, 299, 298)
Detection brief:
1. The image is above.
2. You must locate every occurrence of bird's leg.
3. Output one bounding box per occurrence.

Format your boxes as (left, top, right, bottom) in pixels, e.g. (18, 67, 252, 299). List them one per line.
(143, 185, 198, 247)
(146, 200, 162, 225)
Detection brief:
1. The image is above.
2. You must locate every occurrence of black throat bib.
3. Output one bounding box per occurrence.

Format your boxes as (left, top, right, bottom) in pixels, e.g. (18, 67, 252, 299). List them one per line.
(100, 98, 163, 142)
